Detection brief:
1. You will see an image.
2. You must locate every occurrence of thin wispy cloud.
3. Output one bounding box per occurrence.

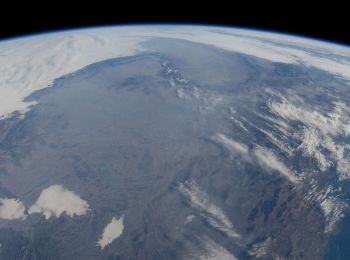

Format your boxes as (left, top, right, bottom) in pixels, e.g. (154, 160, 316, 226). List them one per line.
(213, 133, 249, 158)
(178, 180, 240, 239)
(213, 133, 298, 184)
(253, 147, 299, 184)
(197, 237, 238, 260)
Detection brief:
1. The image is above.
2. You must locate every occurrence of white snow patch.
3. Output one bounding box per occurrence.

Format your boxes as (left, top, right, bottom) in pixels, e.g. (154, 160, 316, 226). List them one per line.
(98, 215, 124, 249)
(28, 184, 89, 219)
(178, 181, 240, 238)
(0, 198, 27, 220)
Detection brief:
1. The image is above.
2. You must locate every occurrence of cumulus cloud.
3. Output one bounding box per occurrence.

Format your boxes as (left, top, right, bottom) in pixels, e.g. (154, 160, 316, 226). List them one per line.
(0, 198, 27, 220)
(320, 196, 346, 233)
(337, 158, 350, 181)
(269, 96, 350, 180)
(98, 215, 124, 249)
(269, 98, 350, 137)
(304, 182, 347, 233)
(28, 184, 89, 219)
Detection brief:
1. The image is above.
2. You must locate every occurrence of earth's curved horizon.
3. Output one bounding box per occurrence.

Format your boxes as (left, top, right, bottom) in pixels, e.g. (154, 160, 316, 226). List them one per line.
(2, 24, 350, 48)
(1, 25, 350, 259)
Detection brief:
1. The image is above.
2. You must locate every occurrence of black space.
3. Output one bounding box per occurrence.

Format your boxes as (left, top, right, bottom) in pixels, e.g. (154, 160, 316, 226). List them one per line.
(0, 2, 349, 46)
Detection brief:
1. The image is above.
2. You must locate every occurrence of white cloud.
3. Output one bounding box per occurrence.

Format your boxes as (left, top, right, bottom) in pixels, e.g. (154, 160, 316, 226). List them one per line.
(304, 182, 346, 233)
(0, 198, 27, 220)
(297, 128, 331, 171)
(269, 96, 350, 180)
(226, 116, 249, 132)
(213, 133, 249, 157)
(185, 214, 195, 224)
(253, 147, 299, 184)
(269, 98, 350, 137)
(248, 237, 271, 258)
(337, 157, 350, 181)
(320, 196, 346, 233)
(255, 110, 291, 137)
(213, 133, 297, 184)
(28, 184, 89, 219)
(208, 27, 350, 80)
(0, 28, 144, 120)
(98, 215, 124, 249)
(1, 25, 350, 120)
(155, 26, 350, 80)
(232, 111, 292, 156)
(178, 181, 240, 239)
(197, 237, 237, 260)
(254, 125, 292, 156)
(176, 88, 190, 100)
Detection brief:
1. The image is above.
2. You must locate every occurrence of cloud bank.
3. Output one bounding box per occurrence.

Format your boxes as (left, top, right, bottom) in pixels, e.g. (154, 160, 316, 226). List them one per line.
(269, 96, 350, 179)
(1, 25, 350, 120)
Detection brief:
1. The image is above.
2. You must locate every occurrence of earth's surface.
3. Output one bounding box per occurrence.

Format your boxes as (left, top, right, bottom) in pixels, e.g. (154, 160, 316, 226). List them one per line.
(1, 25, 350, 259)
